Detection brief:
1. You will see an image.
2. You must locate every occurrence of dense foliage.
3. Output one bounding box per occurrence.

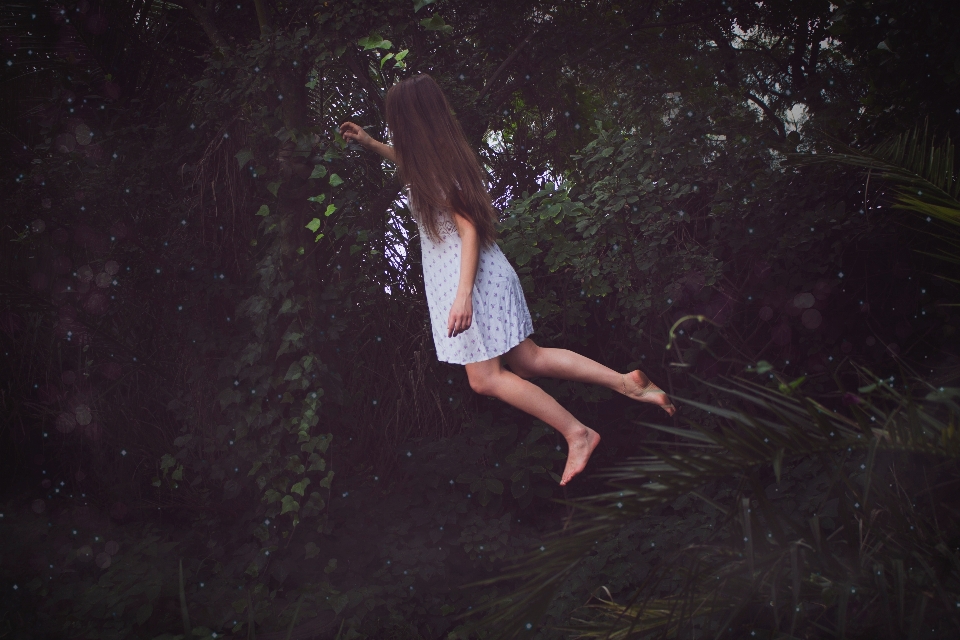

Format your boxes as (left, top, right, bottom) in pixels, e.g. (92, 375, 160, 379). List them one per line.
(1, 0, 958, 638)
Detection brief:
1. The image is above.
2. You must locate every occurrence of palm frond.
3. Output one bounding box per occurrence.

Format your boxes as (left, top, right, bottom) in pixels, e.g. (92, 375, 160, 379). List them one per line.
(470, 369, 960, 639)
(788, 121, 960, 214)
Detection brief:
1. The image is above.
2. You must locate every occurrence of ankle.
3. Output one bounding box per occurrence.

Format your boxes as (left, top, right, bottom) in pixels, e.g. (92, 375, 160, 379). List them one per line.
(565, 424, 589, 442)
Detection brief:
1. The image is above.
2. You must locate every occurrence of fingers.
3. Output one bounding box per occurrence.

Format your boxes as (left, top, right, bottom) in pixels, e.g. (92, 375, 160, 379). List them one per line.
(339, 121, 361, 141)
(446, 313, 473, 337)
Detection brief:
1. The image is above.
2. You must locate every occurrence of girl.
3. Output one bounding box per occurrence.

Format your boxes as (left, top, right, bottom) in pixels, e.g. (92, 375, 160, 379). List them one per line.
(340, 73, 675, 486)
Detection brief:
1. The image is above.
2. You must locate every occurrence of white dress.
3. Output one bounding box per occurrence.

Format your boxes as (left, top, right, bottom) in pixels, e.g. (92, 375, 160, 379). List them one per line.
(414, 207, 534, 365)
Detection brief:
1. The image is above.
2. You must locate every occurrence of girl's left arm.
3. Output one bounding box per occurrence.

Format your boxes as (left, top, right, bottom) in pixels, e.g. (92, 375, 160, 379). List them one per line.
(447, 212, 480, 338)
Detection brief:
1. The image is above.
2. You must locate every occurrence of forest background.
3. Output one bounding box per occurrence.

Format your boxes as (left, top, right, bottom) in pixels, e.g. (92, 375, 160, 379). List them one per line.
(1, 0, 960, 638)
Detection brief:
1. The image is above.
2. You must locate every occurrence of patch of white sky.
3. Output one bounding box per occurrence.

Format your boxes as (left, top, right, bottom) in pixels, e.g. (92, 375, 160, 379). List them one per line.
(725, 5, 843, 137)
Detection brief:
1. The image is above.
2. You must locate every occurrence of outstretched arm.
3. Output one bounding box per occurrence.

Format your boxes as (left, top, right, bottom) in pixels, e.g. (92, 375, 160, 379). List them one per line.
(447, 211, 479, 338)
(339, 121, 396, 163)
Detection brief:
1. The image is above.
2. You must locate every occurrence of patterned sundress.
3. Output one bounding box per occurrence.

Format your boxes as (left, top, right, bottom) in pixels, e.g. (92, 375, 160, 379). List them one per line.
(413, 205, 534, 365)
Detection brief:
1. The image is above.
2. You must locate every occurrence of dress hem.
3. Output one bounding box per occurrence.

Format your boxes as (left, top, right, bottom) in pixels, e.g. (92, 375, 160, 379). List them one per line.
(435, 327, 534, 365)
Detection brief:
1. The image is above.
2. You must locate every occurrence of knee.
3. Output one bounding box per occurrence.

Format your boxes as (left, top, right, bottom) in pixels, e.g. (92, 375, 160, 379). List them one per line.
(467, 370, 497, 397)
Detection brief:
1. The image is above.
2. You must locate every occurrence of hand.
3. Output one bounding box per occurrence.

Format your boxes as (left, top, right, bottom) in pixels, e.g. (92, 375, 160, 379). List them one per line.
(339, 121, 374, 148)
(447, 293, 473, 338)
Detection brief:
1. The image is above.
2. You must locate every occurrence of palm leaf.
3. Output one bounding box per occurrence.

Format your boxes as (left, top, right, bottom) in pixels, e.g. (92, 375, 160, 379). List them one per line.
(469, 370, 960, 639)
(789, 121, 960, 214)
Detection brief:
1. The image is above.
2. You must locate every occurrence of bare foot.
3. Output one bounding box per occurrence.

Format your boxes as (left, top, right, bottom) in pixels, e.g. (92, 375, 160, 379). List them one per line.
(560, 426, 601, 486)
(620, 370, 677, 416)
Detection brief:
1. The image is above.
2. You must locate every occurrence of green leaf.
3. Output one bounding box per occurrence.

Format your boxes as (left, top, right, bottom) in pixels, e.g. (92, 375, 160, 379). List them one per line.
(413, 0, 436, 11)
(291, 477, 311, 496)
(485, 478, 504, 495)
(324, 204, 337, 217)
(324, 558, 337, 574)
(135, 603, 153, 626)
(160, 453, 176, 471)
(309, 164, 327, 179)
(306, 218, 322, 233)
(284, 362, 303, 381)
(280, 495, 300, 514)
(749, 360, 773, 374)
(380, 53, 395, 68)
(256, 205, 270, 217)
(308, 193, 326, 204)
(267, 182, 280, 197)
(235, 149, 254, 168)
(318, 470, 335, 488)
(357, 35, 392, 50)
(420, 14, 453, 32)
(328, 173, 343, 187)
(395, 49, 409, 62)
(304, 542, 321, 559)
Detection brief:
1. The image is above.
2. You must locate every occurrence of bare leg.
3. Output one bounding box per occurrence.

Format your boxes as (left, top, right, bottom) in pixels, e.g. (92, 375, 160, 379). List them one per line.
(503, 339, 676, 415)
(465, 357, 600, 486)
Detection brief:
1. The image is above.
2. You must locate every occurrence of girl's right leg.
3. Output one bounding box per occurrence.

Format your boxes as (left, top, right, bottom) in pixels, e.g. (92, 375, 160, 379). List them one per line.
(503, 339, 676, 415)
(464, 356, 600, 486)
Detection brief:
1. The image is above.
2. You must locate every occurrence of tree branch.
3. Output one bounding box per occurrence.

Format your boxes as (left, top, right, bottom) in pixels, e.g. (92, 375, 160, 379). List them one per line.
(253, 0, 272, 36)
(745, 92, 785, 138)
(565, 13, 719, 70)
(476, 29, 539, 103)
(343, 48, 385, 116)
(181, 0, 229, 52)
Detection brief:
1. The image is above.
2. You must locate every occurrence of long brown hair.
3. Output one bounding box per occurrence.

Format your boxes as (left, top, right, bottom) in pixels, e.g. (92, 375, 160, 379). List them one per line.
(385, 74, 498, 247)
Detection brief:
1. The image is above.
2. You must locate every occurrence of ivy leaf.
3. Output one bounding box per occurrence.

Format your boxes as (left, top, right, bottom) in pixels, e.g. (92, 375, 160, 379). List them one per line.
(308, 194, 326, 204)
(328, 173, 343, 187)
(420, 14, 453, 32)
(324, 204, 337, 217)
(291, 477, 311, 495)
(304, 542, 321, 559)
(357, 35, 392, 50)
(318, 470, 335, 488)
(413, 0, 436, 12)
(379, 53, 395, 68)
(309, 165, 327, 179)
(284, 361, 303, 381)
(324, 558, 337, 574)
(235, 149, 254, 168)
(267, 181, 280, 197)
(280, 495, 300, 514)
(256, 205, 270, 217)
(306, 218, 322, 233)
